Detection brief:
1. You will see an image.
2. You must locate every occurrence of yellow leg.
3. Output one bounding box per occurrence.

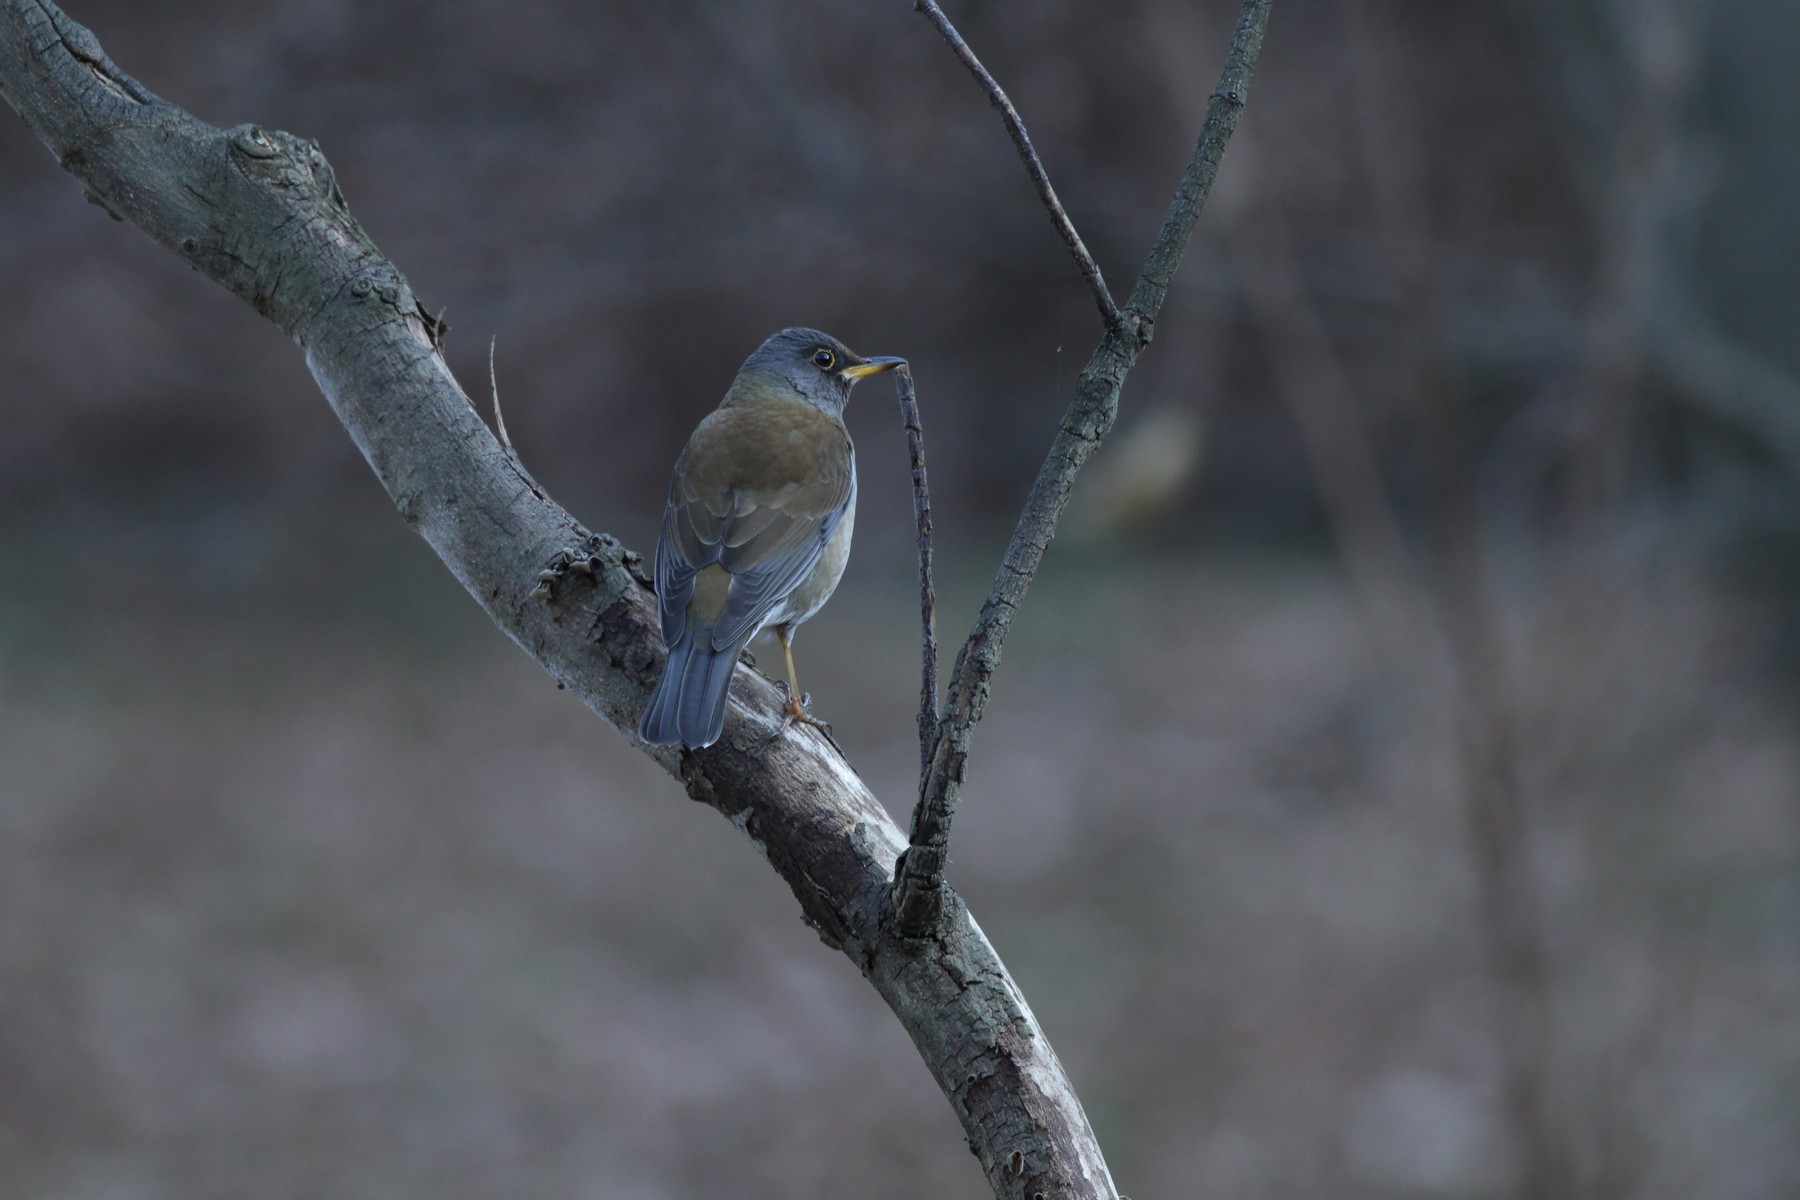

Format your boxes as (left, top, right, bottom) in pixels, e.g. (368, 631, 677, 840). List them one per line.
(777, 625, 804, 713)
(767, 626, 835, 743)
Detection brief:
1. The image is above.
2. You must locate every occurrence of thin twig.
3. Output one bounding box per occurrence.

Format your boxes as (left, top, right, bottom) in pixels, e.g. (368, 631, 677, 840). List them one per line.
(892, 0, 1274, 939)
(914, 0, 1125, 335)
(487, 334, 550, 501)
(489, 335, 514, 454)
(893, 366, 940, 778)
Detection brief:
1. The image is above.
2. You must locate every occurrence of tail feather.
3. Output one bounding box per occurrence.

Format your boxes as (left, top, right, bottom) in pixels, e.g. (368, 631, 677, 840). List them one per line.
(639, 627, 740, 748)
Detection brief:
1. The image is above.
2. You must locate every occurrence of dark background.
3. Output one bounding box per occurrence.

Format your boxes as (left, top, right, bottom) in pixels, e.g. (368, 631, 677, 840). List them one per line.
(3, 1, 1798, 1197)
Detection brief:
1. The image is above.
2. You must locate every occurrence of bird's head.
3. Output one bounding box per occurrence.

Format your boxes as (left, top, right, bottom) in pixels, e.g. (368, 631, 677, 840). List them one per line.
(729, 327, 905, 416)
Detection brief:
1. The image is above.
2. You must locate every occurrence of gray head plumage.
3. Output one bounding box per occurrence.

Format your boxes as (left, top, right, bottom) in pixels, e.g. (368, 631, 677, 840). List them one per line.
(729, 327, 903, 415)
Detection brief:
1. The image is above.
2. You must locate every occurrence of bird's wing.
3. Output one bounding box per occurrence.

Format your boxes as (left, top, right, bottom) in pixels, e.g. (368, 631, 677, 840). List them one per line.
(653, 485, 705, 645)
(653, 405, 854, 649)
(710, 461, 854, 647)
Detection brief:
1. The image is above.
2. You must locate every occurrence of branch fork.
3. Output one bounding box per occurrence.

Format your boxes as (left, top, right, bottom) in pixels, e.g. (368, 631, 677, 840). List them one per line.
(891, 0, 1273, 943)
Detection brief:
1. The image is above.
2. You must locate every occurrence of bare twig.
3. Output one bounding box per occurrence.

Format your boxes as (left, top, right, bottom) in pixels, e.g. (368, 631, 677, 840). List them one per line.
(485, 334, 551, 502)
(914, 0, 1125, 334)
(893, 366, 940, 778)
(489, 335, 513, 453)
(892, 0, 1275, 938)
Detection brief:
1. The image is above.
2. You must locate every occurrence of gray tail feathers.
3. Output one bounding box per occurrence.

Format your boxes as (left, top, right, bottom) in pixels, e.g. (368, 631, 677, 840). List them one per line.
(639, 627, 741, 748)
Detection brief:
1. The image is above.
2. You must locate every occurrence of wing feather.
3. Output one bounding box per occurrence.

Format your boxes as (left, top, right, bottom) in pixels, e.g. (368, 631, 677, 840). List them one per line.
(651, 400, 854, 649)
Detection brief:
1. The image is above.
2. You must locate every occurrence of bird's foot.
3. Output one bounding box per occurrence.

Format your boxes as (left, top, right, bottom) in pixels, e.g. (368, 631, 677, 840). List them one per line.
(530, 547, 603, 601)
(738, 647, 757, 668)
(759, 682, 840, 752)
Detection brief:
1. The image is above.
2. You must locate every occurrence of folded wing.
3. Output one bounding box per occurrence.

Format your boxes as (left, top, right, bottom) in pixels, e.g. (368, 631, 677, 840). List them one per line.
(654, 405, 854, 649)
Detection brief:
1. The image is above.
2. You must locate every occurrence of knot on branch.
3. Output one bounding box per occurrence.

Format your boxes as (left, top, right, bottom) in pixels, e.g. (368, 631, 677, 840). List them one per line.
(179, 124, 387, 331)
(226, 125, 348, 211)
(229, 123, 281, 160)
(1127, 309, 1154, 348)
(346, 266, 406, 308)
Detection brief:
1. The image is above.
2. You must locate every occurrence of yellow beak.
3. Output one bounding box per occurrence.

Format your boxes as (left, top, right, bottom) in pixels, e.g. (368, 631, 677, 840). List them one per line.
(840, 356, 907, 380)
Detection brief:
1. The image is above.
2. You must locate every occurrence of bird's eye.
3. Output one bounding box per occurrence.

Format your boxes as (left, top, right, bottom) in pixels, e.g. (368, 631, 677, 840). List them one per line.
(812, 349, 836, 370)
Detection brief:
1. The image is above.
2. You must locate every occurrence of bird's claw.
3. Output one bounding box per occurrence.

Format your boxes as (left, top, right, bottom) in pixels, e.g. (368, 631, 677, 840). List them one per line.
(758, 682, 839, 751)
(532, 547, 603, 601)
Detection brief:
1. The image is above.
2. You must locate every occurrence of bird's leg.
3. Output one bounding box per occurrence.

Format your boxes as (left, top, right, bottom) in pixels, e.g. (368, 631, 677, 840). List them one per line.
(758, 626, 838, 749)
(777, 626, 825, 727)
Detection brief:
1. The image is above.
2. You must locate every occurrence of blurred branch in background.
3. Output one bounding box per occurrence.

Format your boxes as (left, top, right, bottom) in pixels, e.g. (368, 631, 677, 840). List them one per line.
(1153, 0, 1800, 1197)
(1337, 3, 1576, 1196)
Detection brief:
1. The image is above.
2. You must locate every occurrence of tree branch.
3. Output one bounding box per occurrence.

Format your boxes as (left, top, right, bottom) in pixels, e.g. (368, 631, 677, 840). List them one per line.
(914, 0, 1125, 333)
(892, 0, 1275, 939)
(0, 4, 1118, 1197)
(892, 366, 941, 779)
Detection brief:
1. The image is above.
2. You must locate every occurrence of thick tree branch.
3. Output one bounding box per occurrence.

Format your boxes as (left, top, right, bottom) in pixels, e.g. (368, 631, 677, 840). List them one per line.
(915, 0, 1125, 333)
(892, 0, 1274, 938)
(0, 4, 1118, 1197)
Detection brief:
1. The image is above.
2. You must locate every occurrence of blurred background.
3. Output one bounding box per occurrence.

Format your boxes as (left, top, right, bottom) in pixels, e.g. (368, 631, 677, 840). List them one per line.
(3, 0, 1798, 1196)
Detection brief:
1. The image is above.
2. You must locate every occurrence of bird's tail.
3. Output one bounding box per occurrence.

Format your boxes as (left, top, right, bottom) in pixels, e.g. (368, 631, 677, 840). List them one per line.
(638, 626, 740, 749)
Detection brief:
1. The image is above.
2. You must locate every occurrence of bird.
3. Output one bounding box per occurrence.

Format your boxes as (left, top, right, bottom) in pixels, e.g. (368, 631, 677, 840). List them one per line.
(638, 327, 904, 749)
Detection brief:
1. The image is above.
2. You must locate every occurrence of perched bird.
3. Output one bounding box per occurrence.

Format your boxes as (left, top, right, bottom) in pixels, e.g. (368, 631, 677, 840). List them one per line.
(639, 328, 904, 749)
